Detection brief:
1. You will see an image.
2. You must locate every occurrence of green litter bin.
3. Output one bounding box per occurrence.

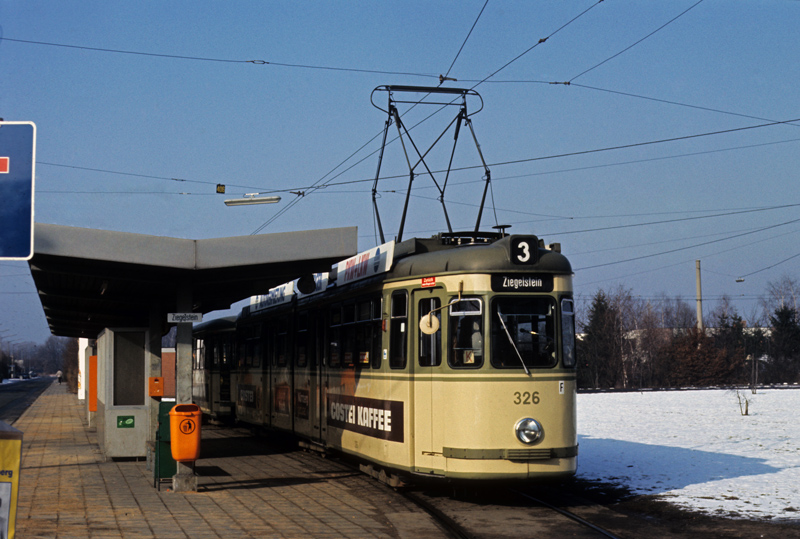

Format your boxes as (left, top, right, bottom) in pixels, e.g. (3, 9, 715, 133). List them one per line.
(154, 401, 177, 489)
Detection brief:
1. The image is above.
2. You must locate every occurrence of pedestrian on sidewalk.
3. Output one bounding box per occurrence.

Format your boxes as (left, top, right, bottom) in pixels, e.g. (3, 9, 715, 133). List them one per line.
(56, 370, 63, 385)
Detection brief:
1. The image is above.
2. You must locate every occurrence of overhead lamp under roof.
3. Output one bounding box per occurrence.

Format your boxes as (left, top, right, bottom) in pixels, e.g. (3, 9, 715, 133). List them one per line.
(224, 194, 282, 206)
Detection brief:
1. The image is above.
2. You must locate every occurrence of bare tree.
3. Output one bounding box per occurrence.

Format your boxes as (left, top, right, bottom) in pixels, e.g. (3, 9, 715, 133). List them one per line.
(38, 336, 67, 374)
(62, 338, 80, 393)
(658, 294, 696, 329)
(763, 274, 799, 317)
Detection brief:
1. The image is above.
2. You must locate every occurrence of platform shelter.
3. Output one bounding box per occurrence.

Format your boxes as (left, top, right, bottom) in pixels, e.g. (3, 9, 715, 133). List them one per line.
(28, 223, 357, 490)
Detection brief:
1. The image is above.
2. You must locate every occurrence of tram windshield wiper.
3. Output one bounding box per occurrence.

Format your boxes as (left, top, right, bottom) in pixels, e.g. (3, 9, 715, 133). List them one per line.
(496, 309, 530, 375)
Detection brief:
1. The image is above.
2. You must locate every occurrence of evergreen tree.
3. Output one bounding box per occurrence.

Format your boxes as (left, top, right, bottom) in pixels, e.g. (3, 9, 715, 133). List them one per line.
(668, 329, 735, 386)
(712, 307, 748, 385)
(767, 305, 800, 382)
(578, 291, 623, 388)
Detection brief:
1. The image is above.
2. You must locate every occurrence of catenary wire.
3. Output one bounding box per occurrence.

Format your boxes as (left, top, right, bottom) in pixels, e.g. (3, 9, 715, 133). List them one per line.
(360, 204, 800, 246)
(739, 252, 800, 278)
(0, 37, 438, 78)
(37, 136, 800, 198)
(251, 1, 605, 234)
(389, 190, 800, 227)
(576, 226, 800, 285)
(293, 118, 800, 191)
(475, 80, 800, 129)
(569, 0, 706, 82)
(576, 217, 800, 271)
(442, 0, 490, 81)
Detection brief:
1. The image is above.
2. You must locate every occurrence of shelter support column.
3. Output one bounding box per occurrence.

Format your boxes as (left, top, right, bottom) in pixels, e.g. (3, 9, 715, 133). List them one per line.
(173, 283, 197, 492)
(147, 305, 163, 445)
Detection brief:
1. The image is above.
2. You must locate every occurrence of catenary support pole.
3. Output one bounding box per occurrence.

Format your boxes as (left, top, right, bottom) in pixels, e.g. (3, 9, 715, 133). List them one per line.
(696, 260, 704, 332)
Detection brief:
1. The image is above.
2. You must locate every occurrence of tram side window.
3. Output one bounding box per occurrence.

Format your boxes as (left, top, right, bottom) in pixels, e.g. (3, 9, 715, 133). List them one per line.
(342, 303, 356, 367)
(221, 340, 231, 367)
(561, 298, 577, 368)
(194, 338, 204, 370)
(356, 300, 372, 367)
(244, 340, 255, 367)
(449, 297, 483, 368)
(419, 297, 441, 367)
(372, 298, 382, 369)
(253, 338, 263, 368)
(491, 297, 557, 369)
(390, 291, 408, 369)
(296, 313, 308, 368)
(336, 298, 381, 369)
(275, 319, 288, 367)
(329, 306, 342, 368)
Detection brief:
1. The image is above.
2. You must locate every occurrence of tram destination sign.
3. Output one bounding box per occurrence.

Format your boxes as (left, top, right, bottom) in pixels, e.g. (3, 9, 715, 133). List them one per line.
(0, 122, 36, 260)
(491, 274, 554, 293)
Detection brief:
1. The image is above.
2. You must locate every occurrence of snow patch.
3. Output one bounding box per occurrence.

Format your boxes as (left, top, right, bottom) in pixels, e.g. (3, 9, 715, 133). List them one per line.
(577, 389, 800, 521)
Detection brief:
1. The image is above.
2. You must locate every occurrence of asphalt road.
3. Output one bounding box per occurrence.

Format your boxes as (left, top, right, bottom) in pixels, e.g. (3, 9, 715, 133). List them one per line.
(0, 376, 55, 424)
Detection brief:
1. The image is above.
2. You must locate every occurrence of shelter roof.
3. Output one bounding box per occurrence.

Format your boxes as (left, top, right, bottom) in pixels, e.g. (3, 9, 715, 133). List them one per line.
(28, 223, 357, 338)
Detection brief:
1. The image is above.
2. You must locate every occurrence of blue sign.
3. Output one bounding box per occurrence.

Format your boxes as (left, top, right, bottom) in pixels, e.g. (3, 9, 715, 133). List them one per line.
(0, 122, 36, 260)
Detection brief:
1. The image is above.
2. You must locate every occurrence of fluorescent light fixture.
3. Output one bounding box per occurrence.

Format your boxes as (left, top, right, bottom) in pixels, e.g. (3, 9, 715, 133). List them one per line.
(224, 194, 282, 206)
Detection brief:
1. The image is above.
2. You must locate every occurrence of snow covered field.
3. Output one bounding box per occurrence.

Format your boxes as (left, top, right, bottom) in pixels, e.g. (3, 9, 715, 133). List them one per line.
(577, 388, 800, 521)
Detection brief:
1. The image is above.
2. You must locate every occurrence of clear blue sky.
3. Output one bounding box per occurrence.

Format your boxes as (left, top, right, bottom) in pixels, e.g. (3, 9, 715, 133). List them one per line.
(1, 1, 799, 345)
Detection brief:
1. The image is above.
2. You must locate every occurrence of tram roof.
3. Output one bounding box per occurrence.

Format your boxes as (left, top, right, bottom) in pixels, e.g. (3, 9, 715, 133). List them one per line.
(28, 223, 357, 338)
(388, 234, 573, 278)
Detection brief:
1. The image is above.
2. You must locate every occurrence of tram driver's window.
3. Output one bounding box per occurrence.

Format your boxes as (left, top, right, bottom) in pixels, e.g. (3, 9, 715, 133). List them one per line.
(491, 297, 557, 369)
(390, 291, 407, 369)
(449, 297, 483, 368)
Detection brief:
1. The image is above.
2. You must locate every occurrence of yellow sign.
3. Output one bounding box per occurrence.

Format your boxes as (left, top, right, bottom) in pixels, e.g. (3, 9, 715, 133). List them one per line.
(0, 422, 22, 539)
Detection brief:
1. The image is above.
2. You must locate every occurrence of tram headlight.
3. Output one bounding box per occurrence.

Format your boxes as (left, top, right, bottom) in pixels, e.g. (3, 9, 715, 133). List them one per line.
(514, 418, 543, 445)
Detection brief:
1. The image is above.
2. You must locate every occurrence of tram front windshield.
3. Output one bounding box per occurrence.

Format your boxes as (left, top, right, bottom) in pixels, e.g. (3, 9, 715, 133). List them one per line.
(491, 297, 557, 369)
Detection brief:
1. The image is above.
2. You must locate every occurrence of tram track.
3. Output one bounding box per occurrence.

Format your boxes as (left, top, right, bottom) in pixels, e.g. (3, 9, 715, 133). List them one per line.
(221, 426, 800, 538)
(400, 489, 477, 539)
(290, 434, 626, 538)
(398, 483, 626, 539)
(510, 488, 622, 539)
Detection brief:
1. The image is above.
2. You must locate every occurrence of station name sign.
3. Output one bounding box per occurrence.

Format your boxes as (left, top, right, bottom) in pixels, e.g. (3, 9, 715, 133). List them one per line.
(168, 313, 203, 323)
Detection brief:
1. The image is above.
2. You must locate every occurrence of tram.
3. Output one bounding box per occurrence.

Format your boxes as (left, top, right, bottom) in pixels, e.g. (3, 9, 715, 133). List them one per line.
(192, 316, 236, 421)
(193, 231, 578, 483)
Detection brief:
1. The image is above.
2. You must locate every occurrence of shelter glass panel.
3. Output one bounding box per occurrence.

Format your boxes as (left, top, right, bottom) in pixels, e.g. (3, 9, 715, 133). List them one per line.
(113, 330, 145, 406)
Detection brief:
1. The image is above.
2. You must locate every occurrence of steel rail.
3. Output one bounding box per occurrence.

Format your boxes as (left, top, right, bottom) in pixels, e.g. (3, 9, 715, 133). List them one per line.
(511, 488, 624, 539)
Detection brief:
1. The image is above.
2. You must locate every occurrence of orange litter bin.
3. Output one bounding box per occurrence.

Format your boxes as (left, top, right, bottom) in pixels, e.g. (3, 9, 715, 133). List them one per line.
(168, 404, 202, 462)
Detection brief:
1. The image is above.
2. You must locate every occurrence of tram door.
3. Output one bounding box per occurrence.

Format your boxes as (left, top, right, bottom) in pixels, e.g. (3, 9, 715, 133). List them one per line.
(412, 288, 446, 474)
(271, 319, 293, 431)
(312, 312, 325, 442)
(293, 311, 323, 442)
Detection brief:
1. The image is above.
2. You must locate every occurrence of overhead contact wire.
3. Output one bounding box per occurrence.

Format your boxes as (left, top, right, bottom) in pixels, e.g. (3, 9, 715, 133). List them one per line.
(569, 0, 706, 82)
(0, 37, 438, 78)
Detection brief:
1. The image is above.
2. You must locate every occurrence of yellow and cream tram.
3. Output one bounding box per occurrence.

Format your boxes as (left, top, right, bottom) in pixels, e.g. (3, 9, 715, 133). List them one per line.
(194, 232, 578, 483)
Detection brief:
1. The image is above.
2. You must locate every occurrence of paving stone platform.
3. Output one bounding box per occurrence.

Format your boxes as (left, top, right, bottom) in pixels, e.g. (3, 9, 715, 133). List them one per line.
(14, 383, 444, 538)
